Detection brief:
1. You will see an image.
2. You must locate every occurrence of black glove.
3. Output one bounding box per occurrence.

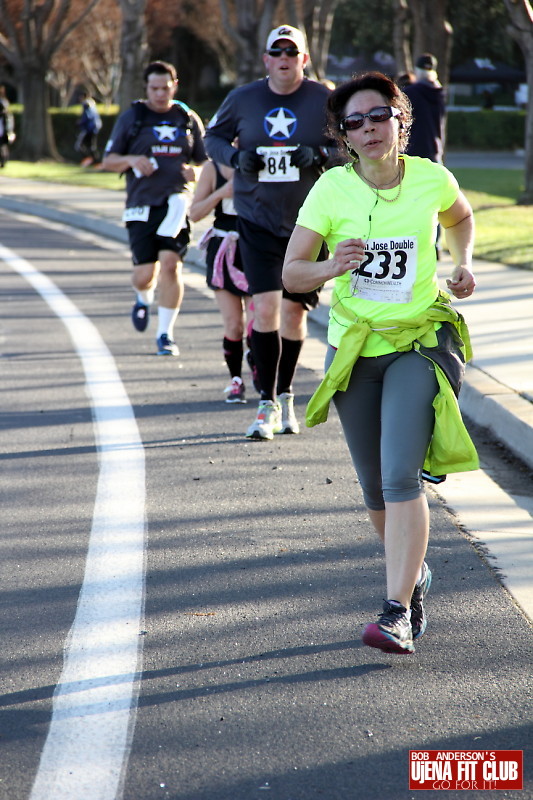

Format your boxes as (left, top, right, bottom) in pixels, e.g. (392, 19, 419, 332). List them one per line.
(290, 145, 327, 169)
(232, 150, 265, 180)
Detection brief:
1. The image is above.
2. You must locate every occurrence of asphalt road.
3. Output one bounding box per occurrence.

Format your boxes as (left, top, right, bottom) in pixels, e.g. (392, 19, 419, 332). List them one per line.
(0, 209, 531, 800)
(445, 150, 525, 170)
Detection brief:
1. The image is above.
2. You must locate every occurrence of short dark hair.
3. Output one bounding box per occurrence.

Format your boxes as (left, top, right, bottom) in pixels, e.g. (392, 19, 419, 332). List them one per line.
(327, 71, 412, 160)
(416, 53, 438, 71)
(143, 60, 177, 84)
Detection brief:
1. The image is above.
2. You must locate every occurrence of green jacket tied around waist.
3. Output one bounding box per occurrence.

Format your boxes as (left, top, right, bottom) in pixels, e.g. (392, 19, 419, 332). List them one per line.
(306, 293, 479, 476)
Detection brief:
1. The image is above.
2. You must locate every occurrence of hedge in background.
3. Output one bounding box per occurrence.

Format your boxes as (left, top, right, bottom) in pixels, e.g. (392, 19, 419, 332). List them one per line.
(446, 110, 526, 150)
(9, 106, 528, 160)
(10, 107, 118, 162)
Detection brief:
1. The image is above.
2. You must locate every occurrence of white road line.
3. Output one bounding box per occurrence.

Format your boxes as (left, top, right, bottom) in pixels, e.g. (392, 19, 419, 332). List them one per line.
(0, 244, 146, 800)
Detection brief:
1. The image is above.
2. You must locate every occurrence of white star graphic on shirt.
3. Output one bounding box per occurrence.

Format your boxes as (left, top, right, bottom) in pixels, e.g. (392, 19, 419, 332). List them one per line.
(153, 123, 177, 142)
(264, 108, 297, 139)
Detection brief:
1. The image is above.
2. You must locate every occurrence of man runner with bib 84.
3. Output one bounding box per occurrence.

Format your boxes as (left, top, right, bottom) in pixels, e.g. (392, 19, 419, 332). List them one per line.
(204, 25, 334, 439)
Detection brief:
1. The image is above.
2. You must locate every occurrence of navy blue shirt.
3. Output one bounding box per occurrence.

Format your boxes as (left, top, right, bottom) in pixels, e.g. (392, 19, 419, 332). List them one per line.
(104, 101, 207, 208)
(204, 78, 332, 237)
(403, 81, 445, 163)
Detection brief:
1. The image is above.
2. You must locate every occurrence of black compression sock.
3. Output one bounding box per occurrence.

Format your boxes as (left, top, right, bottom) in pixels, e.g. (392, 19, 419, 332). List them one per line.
(223, 337, 243, 378)
(276, 337, 303, 395)
(250, 329, 281, 401)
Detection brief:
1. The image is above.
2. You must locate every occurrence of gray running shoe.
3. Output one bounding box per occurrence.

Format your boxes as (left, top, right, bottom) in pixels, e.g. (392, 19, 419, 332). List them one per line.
(277, 392, 300, 434)
(362, 600, 415, 654)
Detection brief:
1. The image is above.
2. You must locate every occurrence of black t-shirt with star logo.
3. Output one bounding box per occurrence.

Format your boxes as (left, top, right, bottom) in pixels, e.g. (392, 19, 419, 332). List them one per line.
(204, 78, 332, 237)
(104, 101, 207, 208)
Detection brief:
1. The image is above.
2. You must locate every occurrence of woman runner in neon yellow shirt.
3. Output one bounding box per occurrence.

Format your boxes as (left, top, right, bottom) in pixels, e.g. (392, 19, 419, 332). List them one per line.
(283, 72, 476, 655)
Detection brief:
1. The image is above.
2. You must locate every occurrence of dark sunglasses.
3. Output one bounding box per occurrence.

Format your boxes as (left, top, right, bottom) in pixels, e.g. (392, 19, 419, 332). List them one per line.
(340, 106, 401, 131)
(267, 46, 300, 58)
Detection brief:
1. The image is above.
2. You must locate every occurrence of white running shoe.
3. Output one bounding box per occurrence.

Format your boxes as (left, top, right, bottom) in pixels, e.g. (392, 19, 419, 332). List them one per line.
(277, 392, 300, 434)
(246, 400, 282, 440)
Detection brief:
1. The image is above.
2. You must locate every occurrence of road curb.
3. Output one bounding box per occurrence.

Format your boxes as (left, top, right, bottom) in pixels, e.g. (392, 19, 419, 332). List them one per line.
(460, 364, 533, 471)
(0, 196, 129, 245)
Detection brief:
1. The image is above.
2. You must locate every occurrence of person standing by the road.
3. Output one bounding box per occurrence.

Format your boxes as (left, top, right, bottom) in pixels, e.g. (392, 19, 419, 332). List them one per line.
(75, 91, 102, 167)
(102, 61, 207, 356)
(204, 25, 333, 439)
(283, 72, 478, 655)
(0, 84, 15, 168)
(403, 53, 446, 164)
(403, 54, 446, 258)
(189, 158, 253, 404)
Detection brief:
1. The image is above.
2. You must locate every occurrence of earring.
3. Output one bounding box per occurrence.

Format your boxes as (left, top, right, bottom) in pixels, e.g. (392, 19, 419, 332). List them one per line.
(345, 141, 359, 163)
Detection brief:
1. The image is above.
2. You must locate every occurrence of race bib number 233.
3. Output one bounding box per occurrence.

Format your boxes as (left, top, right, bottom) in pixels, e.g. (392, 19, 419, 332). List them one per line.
(351, 235, 418, 303)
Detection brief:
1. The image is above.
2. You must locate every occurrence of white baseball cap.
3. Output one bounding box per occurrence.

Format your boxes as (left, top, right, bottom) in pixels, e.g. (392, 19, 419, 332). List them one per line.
(266, 25, 307, 53)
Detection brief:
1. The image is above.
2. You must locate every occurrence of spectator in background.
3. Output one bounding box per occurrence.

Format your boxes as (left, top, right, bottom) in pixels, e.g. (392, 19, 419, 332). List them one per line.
(75, 91, 102, 167)
(402, 54, 445, 164)
(0, 85, 15, 167)
(403, 54, 446, 257)
(482, 90, 494, 110)
(396, 71, 415, 89)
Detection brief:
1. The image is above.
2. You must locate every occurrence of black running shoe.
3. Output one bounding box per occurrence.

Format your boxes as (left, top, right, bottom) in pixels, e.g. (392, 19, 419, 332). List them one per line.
(132, 301, 149, 332)
(362, 600, 415, 654)
(411, 562, 432, 639)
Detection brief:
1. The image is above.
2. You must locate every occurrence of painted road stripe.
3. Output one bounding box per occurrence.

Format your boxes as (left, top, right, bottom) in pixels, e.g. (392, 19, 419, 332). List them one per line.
(0, 245, 146, 800)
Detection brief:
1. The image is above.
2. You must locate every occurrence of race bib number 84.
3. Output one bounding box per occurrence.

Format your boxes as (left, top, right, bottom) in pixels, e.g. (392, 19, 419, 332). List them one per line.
(351, 236, 418, 304)
(257, 146, 299, 182)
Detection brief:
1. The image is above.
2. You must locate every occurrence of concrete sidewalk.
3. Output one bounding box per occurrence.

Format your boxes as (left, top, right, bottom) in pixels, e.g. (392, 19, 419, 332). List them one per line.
(1, 175, 532, 622)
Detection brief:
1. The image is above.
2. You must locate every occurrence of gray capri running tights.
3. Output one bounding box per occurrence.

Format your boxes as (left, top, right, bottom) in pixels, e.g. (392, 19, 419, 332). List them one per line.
(326, 346, 439, 511)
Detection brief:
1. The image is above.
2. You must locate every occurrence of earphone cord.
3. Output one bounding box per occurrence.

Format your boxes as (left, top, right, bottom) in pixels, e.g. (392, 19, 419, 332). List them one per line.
(330, 193, 379, 319)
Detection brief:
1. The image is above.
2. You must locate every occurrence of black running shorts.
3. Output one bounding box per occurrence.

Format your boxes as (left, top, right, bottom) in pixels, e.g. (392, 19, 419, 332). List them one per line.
(126, 204, 190, 266)
(237, 216, 321, 310)
(205, 235, 248, 297)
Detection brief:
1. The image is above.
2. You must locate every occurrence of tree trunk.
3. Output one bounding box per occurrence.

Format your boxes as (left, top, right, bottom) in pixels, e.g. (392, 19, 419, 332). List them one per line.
(303, 0, 339, 81)
(503, 0, 533, 204)
(218, 0, 278, 84)
(19, 66, 61, 160)
(406, 0, 453, 87)
(117, 0, 148, 109)
(522, 60, 533, 204)
(0, 0, 103, 160)
(393, 0, 413, 76)
(236, 0, 261, 83)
